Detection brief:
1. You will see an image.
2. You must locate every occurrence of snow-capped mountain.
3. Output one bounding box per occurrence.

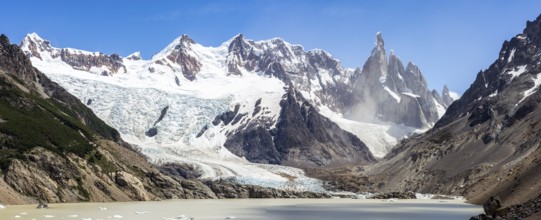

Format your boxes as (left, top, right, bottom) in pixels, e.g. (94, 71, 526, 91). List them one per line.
(349, 33, 450, 128)
(20, 32, 451, 188)
(366, 13, 541, 213)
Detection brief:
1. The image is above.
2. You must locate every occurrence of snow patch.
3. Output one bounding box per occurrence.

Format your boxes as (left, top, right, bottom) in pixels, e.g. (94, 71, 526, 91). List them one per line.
(434, 98, 446, 118)
(517, 73, 541, 104)
(449, 91, 461, 100)
(488, 90, 498, 98)
(507, 48, 516, 63)
(384, 86, 401, 102)
(397, 72, 403, 81)
(402, 92, 420, 98)
(319, 107, 422, 158)
(507, 65, 527, 80)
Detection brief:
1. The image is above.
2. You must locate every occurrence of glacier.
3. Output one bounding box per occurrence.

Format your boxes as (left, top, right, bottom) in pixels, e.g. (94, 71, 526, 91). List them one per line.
(20, 32, 438, 190)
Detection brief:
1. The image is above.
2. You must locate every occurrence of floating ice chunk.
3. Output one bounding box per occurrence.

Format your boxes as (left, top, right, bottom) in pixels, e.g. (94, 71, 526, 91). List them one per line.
(162, 215, 193, 220)
(135, 211, 149, 214)
(112, 215, 123, 218)
(44, 215, 55, 218)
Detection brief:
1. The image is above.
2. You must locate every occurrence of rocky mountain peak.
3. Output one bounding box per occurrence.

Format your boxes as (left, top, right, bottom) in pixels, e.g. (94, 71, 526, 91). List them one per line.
(524, 13, 541, 46)
(441, 84, 454, 106)
(0, 33, 10, 47)
(350, 32, 445, 128)
(126, 51, 142, 60)
(179, 34, 195, 45)
(404, 62, 428, 93)
(22, 32, 46, 45)
(19, 34, 127, 75)
(1, 33, 39, 87)
(375, 32, 385, 48)
(20, 33, 55, 60)
(150, 34, 202, 80)
(227, 33, 251, 57)
(370, 32, 387, 63)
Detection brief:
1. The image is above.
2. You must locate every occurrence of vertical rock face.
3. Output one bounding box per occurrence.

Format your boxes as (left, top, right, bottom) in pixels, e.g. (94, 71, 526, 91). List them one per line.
(224, 89, 376, 167)
(368, 13, 541, 215)
(441, 84, 454, 107)
(350, 33, 444, 128)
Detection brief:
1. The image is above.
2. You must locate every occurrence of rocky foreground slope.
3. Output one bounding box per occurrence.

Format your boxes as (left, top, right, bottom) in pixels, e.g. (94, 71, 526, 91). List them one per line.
(0, 35, 328, 205)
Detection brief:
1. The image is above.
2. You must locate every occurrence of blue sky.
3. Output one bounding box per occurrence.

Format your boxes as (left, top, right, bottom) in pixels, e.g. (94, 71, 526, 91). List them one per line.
(2, 0, 540, 94)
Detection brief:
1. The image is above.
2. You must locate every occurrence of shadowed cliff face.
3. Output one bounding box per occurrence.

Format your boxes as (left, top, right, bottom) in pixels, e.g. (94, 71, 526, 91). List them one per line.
(365, 14, 541, 213)
(224, 88, 376, 168)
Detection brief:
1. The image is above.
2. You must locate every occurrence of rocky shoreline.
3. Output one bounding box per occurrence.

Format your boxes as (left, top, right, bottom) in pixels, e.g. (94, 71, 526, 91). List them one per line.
(470, 195, 541, 220)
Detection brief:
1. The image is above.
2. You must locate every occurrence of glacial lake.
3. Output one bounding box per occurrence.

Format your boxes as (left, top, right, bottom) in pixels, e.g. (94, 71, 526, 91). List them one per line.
(0, 198, 483, 220)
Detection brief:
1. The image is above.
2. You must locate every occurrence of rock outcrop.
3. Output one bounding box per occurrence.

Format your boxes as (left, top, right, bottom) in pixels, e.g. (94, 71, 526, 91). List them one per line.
(224, 88, 376, 167)
(21, 33, 126, 75)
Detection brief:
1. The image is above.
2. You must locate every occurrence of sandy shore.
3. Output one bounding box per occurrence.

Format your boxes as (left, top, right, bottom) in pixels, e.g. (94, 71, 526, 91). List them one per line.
(0, 198, 482, 220)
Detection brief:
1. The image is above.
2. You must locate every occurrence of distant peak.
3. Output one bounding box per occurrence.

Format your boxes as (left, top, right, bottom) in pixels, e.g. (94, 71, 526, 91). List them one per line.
(231, 33, 246, 44)
(310, 48, 329, 55)
(309, 49, 335, 59)
(234, 33, 244, 40)
(370, 32, 386, 58)
(443, 84, 449, 91)
(22, 33, 49, 45)
(126, 51, 142, 60)
(179, 34, 195, 44)
(26, 32, 43, 39)
(0, 34, 10, 47)
(375, 32, 384, 48)
(389, 49, 399, 59)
